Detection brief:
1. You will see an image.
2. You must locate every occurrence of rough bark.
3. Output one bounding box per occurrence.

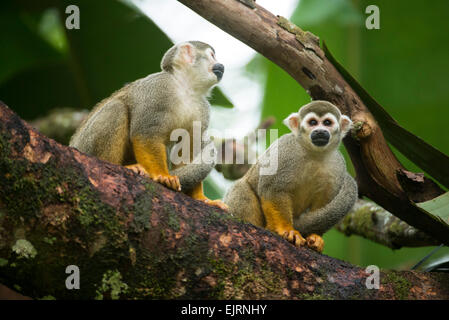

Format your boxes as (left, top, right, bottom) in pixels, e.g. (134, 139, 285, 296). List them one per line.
(336, 200, 440, 249)
(0, 103, 449, 300)
(177, 0, 449, 246)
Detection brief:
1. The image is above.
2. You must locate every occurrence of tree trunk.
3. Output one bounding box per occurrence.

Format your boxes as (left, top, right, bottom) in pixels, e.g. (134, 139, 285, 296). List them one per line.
(0, 102, 448, 299)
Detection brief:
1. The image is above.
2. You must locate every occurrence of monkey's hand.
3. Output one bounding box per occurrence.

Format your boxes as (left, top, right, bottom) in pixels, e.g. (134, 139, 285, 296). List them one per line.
(202, 199, 228, 211)
(306, 234, 325, 253)
(153, 174, 181, 191)
(187, 182, 228, 211)
(280, 229, 306, 247)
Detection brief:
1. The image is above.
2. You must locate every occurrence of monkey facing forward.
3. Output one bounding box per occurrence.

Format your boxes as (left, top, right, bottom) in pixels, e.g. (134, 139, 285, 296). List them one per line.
(70, 41, 227, 209)
(224, 101, 357, 252)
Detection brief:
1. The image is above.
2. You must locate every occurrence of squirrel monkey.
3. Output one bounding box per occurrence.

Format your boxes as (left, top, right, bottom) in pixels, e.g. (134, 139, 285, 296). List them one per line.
(224, 101, 358, 252)
(70, 41, 227, 210)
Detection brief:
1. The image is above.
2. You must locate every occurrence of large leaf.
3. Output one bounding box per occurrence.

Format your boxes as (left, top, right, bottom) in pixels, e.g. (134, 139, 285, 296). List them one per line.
(323, 42, 449, 189)
(0, 0, 232, 120)
(416, 192, 449, 225)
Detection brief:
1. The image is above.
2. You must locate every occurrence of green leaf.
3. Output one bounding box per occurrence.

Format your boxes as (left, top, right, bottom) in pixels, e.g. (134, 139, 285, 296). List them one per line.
(323, 42, 449, 189)
(0, 0, 232, 120)
(416, 192, 449, 225)
(210, 86, 233, 108)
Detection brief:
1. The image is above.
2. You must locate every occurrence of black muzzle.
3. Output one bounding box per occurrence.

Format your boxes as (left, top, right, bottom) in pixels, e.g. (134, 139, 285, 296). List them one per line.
(212, 63, 224, 81)
(311, 130, 330, 147)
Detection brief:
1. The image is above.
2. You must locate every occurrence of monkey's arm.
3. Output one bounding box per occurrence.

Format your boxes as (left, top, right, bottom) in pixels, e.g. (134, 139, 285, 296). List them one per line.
(294, 174, 358, 236)
(169, 139, 216, 192)
(170, 139, 228, 210)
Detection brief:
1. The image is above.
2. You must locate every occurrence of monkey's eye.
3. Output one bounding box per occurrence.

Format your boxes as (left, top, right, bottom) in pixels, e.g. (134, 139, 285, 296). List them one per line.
(323, 119, 333, 126)
(308, 119, 318, 126)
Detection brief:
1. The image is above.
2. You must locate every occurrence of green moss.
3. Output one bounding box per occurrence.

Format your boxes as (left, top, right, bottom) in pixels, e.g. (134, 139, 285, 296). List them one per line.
(277, 16, 319, 45)
(340, 205, 375, 239)
(166, 206, 180, 232)
(96, 270, 129, 300)
(351, 121, 365, 140)
(383, 271, 412, 300)
(12, 239, 37, 259)
(129, 193, 152, 233)
(300, 293, 332, 300)
(208, 256, 283, 299)
(387, 220, 404, 237)
(39, 295, 56, 300)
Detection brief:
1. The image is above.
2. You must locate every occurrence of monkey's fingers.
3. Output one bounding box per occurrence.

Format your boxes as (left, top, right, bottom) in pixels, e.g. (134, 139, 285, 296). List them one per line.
(126, 164, 149, 177)
(306, 234, 324, 253)
(202, 199, 229, 211)
(282, 230, 306, 247)
(153, 174, 181, 191)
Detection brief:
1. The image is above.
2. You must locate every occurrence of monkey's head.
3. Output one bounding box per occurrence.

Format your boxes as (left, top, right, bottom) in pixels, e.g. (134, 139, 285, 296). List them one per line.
(161, 41, 224, 92)
(283, 101, 352, 153)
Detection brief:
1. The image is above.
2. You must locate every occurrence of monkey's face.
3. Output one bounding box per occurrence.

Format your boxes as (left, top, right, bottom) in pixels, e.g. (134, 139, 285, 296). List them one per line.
(283, 101, 352, 153)
(193, 47, 224, 87)
(300, 112, 341, 151)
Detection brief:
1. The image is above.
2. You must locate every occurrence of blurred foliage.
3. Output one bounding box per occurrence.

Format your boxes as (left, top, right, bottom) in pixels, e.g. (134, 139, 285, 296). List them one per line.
(248, 0, 449, 268)
(0, 0, 231, 120)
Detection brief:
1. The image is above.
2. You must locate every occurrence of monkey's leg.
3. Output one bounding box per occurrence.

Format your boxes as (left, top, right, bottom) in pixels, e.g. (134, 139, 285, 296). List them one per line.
(305, 234, 325, 253)
(187, 182, 228, 211)
(132, 137, 181, 191)
(261, 196, 306, 247)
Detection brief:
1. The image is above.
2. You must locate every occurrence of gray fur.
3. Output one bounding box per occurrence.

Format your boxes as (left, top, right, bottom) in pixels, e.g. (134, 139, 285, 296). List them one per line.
(224, 101, 357, 237)
(70, 42, 220, 191)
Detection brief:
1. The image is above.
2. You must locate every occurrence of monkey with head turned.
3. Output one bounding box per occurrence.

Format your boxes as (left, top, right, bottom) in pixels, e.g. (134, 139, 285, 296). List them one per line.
(224, 101, 358, 252)
(70, 41, 227, 210)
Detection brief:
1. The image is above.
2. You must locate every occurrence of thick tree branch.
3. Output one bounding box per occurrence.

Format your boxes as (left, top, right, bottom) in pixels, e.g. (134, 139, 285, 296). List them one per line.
(177, 0, 449, 245)
(1, 102, 448, 299)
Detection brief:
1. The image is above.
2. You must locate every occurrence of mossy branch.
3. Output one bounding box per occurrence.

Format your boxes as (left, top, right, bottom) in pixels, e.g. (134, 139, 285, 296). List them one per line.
(336, 200, 440, 249)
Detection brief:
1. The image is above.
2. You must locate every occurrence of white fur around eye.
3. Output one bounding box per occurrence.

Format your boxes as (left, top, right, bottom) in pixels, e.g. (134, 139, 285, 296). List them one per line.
(301, 112, 319, 128)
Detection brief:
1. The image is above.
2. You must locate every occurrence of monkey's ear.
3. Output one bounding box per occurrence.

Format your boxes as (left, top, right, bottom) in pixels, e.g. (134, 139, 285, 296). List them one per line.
(283, 113, 300, 134)
(177, 43, 195, 65)
(340, 115, 352, 137)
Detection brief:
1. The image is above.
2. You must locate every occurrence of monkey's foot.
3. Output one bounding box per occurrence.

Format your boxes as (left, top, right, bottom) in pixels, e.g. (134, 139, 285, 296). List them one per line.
(126, 164, 148, 176)
(152, 174, 181, 191)
(306, 234, 324, 253)
(201, 199, 228, 211)
(279, 229, 306, 247)
(125, 165, 181, 191)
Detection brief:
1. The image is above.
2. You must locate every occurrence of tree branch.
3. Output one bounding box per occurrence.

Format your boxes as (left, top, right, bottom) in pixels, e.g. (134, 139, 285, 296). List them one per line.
(336, 200, 439, 249)
(177, 0, 449, 245)
(1, 102, 448, 299)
